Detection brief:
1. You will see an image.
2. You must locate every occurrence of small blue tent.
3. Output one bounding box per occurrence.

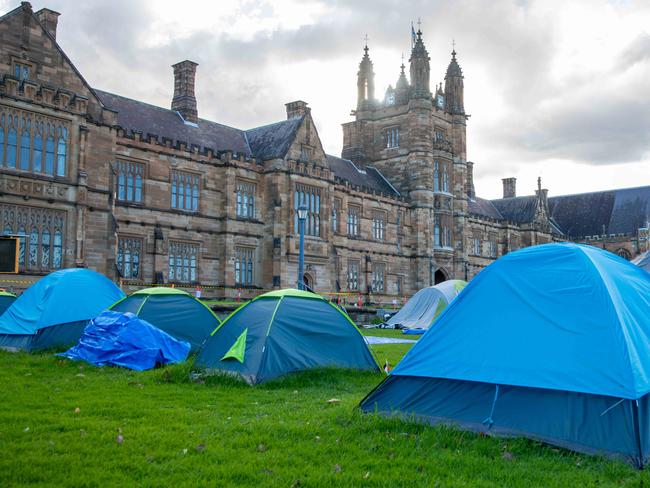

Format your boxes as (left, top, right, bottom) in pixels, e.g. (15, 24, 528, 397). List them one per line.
(110, 287, 219, 352)
(59, 311, 190, 370)
(0, 269, 124, 351)
(360, 243, 650, 467)
(194, 289, 380, 384)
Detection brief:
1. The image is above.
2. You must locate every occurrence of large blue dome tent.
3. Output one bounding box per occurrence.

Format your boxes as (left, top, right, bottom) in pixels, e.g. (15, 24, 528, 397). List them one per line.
(110, 287, 219, 352)
(0, 269, 124, 351)
(194, 289, 380, 384)
(360, 243, 650, 467)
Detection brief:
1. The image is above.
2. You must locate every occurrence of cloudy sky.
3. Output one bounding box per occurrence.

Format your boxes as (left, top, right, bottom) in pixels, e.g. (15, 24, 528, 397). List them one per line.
(4, 0, 649, 198)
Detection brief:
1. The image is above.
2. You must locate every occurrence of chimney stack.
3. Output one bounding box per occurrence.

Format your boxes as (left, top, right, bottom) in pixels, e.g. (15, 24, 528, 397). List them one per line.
(171, 60, 198, 124)
(285, 100, 310, 120)
(36, 8, 60, 40)
(502, 177, 516, 198)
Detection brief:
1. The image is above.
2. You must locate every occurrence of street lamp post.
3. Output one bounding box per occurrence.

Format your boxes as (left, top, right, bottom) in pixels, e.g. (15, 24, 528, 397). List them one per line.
(297, 205, 308, 290)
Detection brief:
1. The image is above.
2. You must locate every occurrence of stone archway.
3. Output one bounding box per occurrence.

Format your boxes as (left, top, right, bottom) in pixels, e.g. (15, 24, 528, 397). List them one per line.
(434, 268, 447, 285)
(303, 272, 314, 292)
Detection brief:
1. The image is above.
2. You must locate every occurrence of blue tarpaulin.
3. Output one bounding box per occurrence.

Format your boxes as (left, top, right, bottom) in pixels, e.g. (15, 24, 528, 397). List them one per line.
(360, 243, 650, 466)
(59, 311, 190, 371)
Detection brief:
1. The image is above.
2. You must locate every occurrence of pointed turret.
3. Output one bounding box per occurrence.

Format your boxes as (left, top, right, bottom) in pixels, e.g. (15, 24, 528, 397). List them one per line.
(357, 43, 375, 110)
(394, 58, 409, 104)
(444, 49, 465, 115)
(409, 29, 431, 99)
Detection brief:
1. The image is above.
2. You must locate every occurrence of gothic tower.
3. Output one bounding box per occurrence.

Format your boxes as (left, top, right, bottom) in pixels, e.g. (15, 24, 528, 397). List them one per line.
(410, 29, 431, 99)
(444, 49, 464, 116)
(357, 43, 375, 110)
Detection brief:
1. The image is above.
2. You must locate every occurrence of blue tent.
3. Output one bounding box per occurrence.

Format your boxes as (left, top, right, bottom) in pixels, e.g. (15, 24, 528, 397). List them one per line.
(59, 311, 190, 371)
(0, 269, 125, 351)
(110, 287, 219, 352)
(0, 291, 16, 316)
(194, 289, 380, 384)
(360, 243, 650, 467)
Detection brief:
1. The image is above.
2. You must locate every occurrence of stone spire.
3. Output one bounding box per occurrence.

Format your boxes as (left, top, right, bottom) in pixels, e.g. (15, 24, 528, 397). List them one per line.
(444, 48, 465, 115)
(357, 39, 375, 110)
(409, 28, 431, 99)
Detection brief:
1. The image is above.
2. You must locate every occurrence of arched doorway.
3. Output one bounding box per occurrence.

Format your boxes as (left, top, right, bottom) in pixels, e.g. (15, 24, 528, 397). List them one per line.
(616, 248, 631, 261)
(303, 273, 314, 292)
(434, 268, 447, 284)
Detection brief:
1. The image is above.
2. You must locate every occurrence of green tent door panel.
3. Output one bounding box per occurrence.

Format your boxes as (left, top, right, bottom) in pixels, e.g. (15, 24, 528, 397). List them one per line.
(221, 328, 248, 363)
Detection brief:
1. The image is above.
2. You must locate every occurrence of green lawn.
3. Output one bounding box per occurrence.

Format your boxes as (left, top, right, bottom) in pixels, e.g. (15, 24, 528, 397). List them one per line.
(0, 335, 646, 487)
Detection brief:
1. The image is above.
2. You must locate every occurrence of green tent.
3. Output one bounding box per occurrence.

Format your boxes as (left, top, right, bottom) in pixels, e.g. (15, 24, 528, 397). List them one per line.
(194, 289, 381, 384)
(110, 287, 219, 352)
(0, 291, 17, 317)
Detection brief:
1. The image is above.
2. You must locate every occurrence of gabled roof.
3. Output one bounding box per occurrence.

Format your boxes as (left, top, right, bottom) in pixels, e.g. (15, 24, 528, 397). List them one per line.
(95, 90, 251, 155)
(468, 197, 503, 220)
(326, 155, 400, 197)
(548, 186, 650, 238)
(244, 118, 303, 160)
(491, 196, 538, 223)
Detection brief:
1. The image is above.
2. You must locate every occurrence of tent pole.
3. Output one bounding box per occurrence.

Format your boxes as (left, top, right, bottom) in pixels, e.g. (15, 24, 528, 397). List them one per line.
(632, 399, 644, 470)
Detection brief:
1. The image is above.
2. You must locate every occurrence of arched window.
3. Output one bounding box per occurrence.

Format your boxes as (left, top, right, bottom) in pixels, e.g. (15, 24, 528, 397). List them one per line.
(18, 226, 26, 266)
(19, 117, 31, 170)
(45, 124, 55, 175)
(442, 163, 449, 192)
(29, 228, 39, 267)
(0, 113, 4, 166)
(616, 248, 631, 260)
(7, 123, 17, 169)
(33, 122, 43, 173)
(434, 216, 441, 247)
(192, 178, 199, 211)
(53, 230, 62, 268)
(433, 160, 440, 192)
(41, 229, 50, 268)
(171, 177, 177, 208)
(56, 127, 67, 176)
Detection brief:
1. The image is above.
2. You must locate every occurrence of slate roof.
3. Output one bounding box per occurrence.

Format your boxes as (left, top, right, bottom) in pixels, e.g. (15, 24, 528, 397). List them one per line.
(326, 155, 399, 196)
(491, 196, 538, 223)
(95, 90, 251, 156)
(468, 197, 503, 220)
(548, 186, 650, 238)
(244, 118, 303, 160)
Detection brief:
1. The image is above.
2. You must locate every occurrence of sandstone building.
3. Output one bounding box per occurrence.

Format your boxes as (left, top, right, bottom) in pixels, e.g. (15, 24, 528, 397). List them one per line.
(1, 3, 648, 299)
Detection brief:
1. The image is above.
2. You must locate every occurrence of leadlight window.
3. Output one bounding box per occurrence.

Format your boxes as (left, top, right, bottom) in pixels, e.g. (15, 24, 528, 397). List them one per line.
(168, 241, 198, 283)
(236, 181, 256, 219)
(14, 63, 29, 80)
(372, 262, 386, 293)
(332, 198, 341, 233)
(347, 205, 360, 237)
(488, 240, 497, 258)
(372, 211, 386, 241)
(347, 260, 359, 291)
(0, 203, 65, 272)
(293, 184, 321, 237)
(385, 127, 400, 148)
(171, 170, 199, 212)
(0, 108, 69, 176)
(434, 215, 452, 248)
(117, 237, 142, 279)
(116, 160, 144, 203)
(234, 247, 255, 286)
(472, 237, 482, 256)
(434, 160, 450, 193)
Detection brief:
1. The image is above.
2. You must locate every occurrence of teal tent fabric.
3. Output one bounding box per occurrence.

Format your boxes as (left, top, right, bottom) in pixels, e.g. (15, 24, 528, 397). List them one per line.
(110, 287, 219, 352)
(360, 243, 650, 467)
(0, 269, 124, 352)
(194, 289, 380, 384)
(387, 279, 466, 330)
(59, 311, 190, 371)
(0, 292, 16, 316)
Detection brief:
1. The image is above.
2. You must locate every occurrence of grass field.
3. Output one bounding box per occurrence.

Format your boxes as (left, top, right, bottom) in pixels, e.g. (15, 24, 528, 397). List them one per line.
(1, 333, 647, 487)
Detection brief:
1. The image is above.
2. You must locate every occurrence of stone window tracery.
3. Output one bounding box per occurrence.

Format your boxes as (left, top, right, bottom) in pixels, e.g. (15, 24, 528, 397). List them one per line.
(168, 241, 198, 283)
(171, 170, 200, 212)
(117, 237, 142, 279)
(293, 184, 321, 237)
(0, 203, 65, 272)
